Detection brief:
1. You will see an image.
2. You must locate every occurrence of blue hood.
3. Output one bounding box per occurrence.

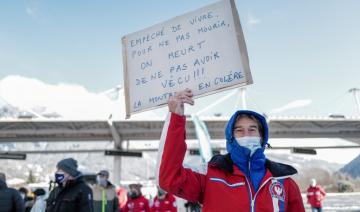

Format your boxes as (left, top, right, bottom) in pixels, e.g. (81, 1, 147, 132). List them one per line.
(225, 110, 269, 153)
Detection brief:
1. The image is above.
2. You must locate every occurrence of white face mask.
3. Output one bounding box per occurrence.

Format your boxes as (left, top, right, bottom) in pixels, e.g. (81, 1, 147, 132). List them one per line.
(235, 136, 262, 156)
(96, 176, 107, 187)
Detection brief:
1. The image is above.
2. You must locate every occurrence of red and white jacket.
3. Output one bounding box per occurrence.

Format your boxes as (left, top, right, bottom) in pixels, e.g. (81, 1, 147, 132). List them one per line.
(157, 113, 305, 212)
(150, 193, 177, 212)
(123, 195, 150, 212)
(307, 186, 326, 208)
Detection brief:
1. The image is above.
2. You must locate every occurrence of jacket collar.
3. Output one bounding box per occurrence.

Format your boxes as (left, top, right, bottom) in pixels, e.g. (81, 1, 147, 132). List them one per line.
(60, 175, 84, 190)
(209, 154, 298, 178)
(94, 181, 114, 189)
(259, 170, 273, 184)
(265, 159, 298, 177)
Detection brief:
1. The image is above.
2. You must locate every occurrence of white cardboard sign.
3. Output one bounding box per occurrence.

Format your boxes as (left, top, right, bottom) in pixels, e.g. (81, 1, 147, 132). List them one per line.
(122, 0, 252, 118)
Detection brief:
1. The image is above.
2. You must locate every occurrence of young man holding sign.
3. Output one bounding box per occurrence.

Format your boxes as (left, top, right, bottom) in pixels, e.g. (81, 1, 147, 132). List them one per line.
(157, 89, 305, 211)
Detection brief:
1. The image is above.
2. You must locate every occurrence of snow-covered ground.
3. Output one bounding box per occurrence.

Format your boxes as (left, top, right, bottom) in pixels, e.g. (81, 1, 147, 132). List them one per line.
(302, 192, 360, 212)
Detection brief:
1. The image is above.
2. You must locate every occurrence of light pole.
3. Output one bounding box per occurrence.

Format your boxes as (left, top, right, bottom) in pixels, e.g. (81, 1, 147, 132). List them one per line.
(349, 88, 360, 116)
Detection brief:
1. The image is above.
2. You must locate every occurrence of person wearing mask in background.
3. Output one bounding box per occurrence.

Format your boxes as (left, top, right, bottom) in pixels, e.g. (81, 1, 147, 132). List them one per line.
(45, 158, 94, 212)
(307, 178, 326, 212)
(0, 172, 25, 212)
(123, 183, 150, 212)
(19, 187, 35, 212)
(151, 186, 177, 212)
(30, 188, 47, 212)
(92, 170, 119, 212)
(157, 89, 305, 212)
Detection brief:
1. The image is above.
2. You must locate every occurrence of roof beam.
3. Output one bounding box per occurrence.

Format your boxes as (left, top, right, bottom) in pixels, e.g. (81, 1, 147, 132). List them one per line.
(0, 119, 359, 142)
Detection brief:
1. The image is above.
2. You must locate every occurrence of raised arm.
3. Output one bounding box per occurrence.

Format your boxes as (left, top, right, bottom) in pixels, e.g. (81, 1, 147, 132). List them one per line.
(156, 89, 206, 202)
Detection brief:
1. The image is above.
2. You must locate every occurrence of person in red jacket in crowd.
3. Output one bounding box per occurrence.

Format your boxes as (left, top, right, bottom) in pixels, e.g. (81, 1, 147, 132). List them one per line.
(307, 178, 326, 212)
(116, 186, 128, 211)
(123, 183, 150, 212)
(156, 89, 305, 212)
(151, 186, 177, 212)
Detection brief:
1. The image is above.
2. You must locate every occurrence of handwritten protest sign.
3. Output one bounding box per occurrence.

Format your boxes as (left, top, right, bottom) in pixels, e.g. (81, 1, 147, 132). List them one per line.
(122, 0, 252, 118)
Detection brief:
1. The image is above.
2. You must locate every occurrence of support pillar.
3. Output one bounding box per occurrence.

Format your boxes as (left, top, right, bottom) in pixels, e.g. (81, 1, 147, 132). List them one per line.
(239, 87, 247, 109)
(107, 119, 122, 185)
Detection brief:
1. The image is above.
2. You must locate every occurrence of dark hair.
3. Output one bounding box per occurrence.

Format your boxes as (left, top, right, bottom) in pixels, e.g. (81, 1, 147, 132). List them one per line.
(19, 187, 28, 194)
(0, 173, 5, 182)
(129, 183, 142, 189)
(34, 188, 46, 196)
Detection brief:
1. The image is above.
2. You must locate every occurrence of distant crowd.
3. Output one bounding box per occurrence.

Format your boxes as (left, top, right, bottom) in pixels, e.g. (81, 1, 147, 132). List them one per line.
(0, 158, 186, 212)
(0, 157, 327, 212)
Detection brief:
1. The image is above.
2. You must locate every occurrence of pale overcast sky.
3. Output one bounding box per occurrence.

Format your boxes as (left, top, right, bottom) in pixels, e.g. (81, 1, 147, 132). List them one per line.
(0, 0, 359, 117)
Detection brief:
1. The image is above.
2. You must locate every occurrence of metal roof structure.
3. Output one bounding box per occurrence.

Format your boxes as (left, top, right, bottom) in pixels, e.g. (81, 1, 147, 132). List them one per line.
(0, 117, 359, 144)
(1, 117, 359, 182)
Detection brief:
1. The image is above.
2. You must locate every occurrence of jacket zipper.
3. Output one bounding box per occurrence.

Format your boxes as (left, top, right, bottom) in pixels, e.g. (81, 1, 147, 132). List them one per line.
(246, 175, 274, 212)
(248, 161, 254, 212)
(244, 177, 254, 212)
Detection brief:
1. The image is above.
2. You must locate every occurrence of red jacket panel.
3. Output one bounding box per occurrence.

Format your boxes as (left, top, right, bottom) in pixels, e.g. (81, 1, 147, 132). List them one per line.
(307, 186, 326, 208)
(123, 195, 150, 212)
(150, 193, 177, 212)
(158, 113, 305, 212)
(116, 187, 128, 210)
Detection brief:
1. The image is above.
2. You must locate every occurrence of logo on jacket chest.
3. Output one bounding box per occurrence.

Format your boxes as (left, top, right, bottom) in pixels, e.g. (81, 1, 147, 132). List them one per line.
(154, 200, 160, 207)
(269, 181, 285, 201)
(128, 202, 134, 209)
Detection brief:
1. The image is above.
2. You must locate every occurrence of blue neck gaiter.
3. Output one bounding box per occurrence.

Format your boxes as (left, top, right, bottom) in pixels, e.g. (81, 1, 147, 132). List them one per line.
(229, 143, 266, 192)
